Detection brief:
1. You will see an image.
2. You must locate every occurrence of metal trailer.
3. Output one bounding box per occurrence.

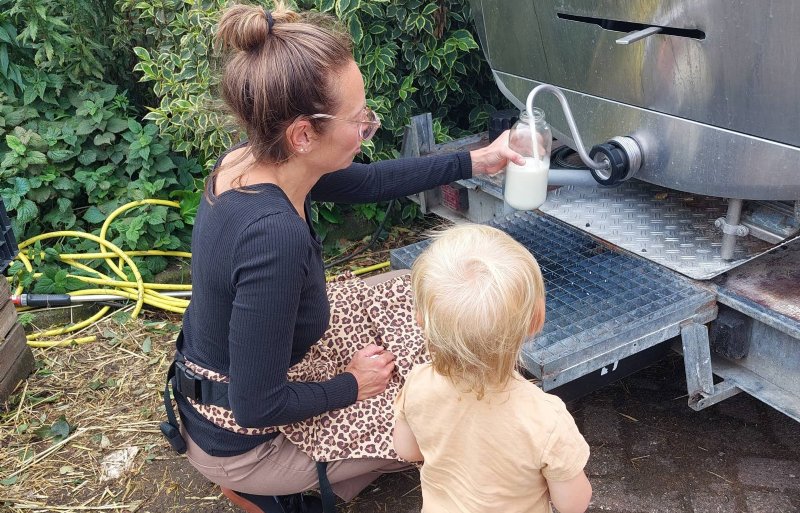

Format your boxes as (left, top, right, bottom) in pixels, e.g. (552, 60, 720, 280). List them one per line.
(390, 0, 800, 421)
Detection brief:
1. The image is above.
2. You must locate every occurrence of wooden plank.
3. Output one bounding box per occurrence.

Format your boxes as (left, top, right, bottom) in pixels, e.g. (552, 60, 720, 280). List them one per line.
(0, 339, 34, 402)
(0, 277, 10, 303)
(0, 300, 18, 339)
(0, 323, 30, 381)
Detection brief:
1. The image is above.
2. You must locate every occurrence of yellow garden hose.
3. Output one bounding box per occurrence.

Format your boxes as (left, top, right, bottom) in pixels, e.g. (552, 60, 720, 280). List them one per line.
(18, 230, 148, 317)
(351, 261, 390, 276)
(10, 199, 392, 348)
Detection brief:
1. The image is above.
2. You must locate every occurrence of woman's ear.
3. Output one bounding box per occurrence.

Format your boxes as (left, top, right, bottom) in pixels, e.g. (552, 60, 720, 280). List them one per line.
(286, 118, 315, 155)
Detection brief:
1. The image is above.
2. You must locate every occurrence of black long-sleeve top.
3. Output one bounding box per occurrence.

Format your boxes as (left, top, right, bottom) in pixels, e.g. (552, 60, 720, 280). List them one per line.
(177, 150, 473, 456)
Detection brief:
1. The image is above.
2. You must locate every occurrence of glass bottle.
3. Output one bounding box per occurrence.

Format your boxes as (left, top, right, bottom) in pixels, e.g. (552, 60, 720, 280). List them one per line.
(503, 108, 553, 211)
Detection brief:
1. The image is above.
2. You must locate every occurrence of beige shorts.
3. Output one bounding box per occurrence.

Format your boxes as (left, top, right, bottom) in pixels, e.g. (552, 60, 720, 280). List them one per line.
(182, 428, 409, 501)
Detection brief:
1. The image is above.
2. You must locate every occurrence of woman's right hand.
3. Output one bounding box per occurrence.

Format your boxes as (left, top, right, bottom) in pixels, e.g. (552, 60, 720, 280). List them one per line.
(345, 344, 395, 401)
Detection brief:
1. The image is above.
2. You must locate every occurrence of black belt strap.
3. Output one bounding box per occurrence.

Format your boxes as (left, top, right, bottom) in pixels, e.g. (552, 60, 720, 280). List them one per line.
(160, 348, 231, 454)
(173, 360, 231, 408)
(316, 461, 337, 513)
(160, 360, 187, 454)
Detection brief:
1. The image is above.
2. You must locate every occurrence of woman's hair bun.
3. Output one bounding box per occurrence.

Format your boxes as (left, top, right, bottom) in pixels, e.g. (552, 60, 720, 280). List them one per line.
(216, 2, 300, 53)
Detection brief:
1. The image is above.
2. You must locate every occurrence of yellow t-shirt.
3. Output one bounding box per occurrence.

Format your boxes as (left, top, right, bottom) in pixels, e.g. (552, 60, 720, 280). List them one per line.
(395, 363, 590, 513)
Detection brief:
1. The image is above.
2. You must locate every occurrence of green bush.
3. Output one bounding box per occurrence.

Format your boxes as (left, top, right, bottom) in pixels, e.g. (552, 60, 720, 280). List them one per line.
(2, 0, 509, 261)
(127, 0, 506, 161)
(123, 0, 509, 241)
(0, 0, 200, 267)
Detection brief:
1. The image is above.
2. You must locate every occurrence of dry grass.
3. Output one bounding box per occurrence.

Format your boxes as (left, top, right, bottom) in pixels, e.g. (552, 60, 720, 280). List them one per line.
(0, 309, 190, 512)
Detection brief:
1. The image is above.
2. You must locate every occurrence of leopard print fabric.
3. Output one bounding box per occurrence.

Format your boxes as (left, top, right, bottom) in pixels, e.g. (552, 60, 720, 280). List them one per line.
(281, 272, 429, 462)
(183, 272, 429, 461)
(182, 362, 279, 436)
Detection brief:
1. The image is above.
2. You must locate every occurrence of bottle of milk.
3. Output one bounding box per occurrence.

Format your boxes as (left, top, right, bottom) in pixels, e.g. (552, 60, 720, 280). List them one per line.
(503, 108, 552, 211)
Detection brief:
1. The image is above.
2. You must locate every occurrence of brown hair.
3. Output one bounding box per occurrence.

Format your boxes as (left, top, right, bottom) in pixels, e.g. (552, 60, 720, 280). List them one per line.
(214, 1, 353, 168)
(411, 224, 546, 399)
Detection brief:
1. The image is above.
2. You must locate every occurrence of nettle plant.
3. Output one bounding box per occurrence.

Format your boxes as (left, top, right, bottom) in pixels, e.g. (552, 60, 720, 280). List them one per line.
(125, 0, 509, 241)
(0, 0, 201, 279)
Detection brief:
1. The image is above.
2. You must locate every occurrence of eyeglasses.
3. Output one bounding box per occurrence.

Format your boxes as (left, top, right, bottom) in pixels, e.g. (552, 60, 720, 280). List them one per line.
(309, 107, 381, 141)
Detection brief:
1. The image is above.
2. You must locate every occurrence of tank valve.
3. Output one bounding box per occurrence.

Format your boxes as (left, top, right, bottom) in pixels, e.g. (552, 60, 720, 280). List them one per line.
(525, 84, 643, 187)
(589, 136, 643, 186)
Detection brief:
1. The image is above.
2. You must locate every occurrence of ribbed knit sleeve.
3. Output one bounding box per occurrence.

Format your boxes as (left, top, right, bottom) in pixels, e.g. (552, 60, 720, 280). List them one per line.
(227, 213, 357, 428)
(309, 152, 472, 203)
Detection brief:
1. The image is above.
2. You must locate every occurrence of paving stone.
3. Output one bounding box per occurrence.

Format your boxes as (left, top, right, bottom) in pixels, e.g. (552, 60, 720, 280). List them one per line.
(744, 490, 797, 513)
(714, 395, 763, 423)
(631, 433, 670, 458)
(588, 477, 687, 513)
(582, 405, 622, 444)
(765, 408, 800, 457)
(731, 425, 782, 456)
(623, 376, 665, 392)
(585, 446, 627, 477)
(347, 361, 800, 513)
(689, 484, 738, 513)
(738, 457, 800, 491)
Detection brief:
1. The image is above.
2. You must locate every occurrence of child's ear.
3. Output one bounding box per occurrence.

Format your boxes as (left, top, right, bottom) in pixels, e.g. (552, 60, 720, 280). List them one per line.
(528, 297, 546, 336)
(415, 311, 425, 328)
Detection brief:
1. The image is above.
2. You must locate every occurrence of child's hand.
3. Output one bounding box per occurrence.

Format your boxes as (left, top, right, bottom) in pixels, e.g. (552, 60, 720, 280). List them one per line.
(345, 344, 396, 401)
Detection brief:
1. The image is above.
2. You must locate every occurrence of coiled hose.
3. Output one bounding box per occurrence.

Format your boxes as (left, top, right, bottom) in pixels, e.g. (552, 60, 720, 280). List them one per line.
(10, 199, 390, 348)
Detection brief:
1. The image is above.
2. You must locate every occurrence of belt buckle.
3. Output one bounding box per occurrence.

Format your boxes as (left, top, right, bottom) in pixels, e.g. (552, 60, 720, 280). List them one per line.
(175, 361, 202, 402)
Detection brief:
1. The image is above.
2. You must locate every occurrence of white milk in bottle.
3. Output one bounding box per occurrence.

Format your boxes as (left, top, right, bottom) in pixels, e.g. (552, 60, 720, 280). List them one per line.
(503, 108, 553, 211)
(504, 156, 550, 211)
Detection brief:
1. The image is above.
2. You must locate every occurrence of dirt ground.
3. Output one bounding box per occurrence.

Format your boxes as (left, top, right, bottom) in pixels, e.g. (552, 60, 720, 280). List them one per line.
(2, 217, 799, 513)
(6, 342, 798, 513)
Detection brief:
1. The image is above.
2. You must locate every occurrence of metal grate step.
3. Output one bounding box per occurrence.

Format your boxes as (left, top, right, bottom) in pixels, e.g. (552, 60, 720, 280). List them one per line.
(390, 211, 715, 390)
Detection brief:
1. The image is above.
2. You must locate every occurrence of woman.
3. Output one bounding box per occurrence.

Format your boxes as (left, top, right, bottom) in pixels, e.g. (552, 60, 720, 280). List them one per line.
(163, 2, 523, 512)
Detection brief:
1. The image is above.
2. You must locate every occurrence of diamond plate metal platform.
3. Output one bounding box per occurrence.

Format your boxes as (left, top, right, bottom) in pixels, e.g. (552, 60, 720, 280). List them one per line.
(390, 212, 716, 390)
(538, 181, 791, 280)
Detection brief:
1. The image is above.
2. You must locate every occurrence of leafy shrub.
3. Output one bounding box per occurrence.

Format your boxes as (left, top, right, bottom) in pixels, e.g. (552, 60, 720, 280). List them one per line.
(0, 0, 200, 265)
(127, 0, 506, 158)
(123, 0, 509, 240)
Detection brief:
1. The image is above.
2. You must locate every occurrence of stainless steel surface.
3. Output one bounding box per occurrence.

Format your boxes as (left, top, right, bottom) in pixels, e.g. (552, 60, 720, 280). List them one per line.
(480, 0, 800, 146)
(526, 84, 609, 171)
(494, 72, 800, 200)
(471, 0, 800, 200)
(548, 168, 600, 187)
(742, 221, 786, 245)
(741, 201, 800, 243)
(609, 136, 643, 180)
(472, 0, 551, 85)
(719, 198, 746, 260)
(538, 181, 792, 280)
(615, 26, 662, 45)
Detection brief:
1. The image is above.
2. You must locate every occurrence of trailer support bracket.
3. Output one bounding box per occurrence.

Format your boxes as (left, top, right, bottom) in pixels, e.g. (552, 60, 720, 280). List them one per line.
(680, 322, 743, 410)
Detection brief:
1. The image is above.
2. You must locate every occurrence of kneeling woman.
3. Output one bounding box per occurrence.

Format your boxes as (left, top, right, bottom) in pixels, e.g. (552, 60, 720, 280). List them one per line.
(163, 2, 523, 512)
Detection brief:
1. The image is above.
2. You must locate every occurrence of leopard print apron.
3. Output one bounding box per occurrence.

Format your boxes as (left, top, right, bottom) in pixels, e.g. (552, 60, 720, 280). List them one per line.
(183, 272, 429, 462)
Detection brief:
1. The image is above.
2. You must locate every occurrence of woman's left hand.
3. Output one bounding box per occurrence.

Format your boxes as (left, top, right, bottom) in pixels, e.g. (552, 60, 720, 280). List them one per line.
(469, 130, 526, 176)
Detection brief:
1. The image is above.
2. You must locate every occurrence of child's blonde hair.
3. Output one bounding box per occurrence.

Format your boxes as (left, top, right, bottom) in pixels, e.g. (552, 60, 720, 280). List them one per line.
(411, 224, 546, 398)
